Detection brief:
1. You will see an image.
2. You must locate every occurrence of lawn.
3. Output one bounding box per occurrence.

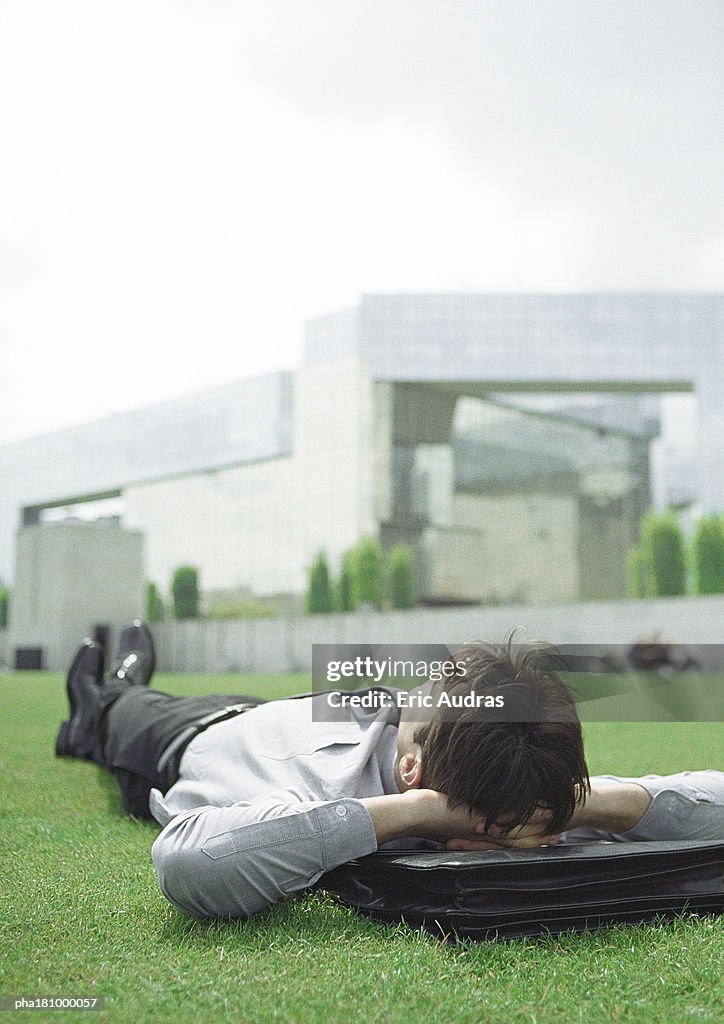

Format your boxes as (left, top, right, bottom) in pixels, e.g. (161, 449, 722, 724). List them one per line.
(0, 671, 722, 1024)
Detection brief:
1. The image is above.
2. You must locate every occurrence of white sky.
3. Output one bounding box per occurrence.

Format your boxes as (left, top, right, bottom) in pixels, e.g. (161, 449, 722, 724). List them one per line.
(1, 0, 722, 446)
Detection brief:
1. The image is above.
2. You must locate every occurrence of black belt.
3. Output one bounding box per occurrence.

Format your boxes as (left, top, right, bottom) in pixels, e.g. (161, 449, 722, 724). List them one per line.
(156, 702, 255, 788)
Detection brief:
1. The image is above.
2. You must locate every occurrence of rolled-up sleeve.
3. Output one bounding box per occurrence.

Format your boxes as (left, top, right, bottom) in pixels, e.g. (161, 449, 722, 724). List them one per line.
(561, 771, 724, 844)
(151, 793, 378, 918)
(617, 771, 724, 841)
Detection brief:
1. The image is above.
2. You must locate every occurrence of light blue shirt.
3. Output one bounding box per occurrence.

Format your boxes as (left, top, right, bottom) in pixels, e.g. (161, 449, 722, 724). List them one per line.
(151, 695, 399, 918)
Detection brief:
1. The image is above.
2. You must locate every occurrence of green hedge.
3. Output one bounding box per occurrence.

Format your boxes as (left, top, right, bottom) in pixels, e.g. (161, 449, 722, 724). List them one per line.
(388, 544, 416, 609)
(306, 551, 334, 614)
(353, 536, 384, 610)
(693, 514, 724, 594)
(336, 550, 357, 612)
(641, 512, 686, 596)
(146, 581, 164, 623)
(171, 565, 201, 619)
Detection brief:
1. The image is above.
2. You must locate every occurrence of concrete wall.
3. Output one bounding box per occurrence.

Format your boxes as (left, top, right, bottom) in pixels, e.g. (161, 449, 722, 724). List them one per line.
(150, 595, 724, 674)
(291, 354, 377, 585)
(8, 524, 144, 670)
(124, 457, 296, 595)
(426, 493, 579, 605)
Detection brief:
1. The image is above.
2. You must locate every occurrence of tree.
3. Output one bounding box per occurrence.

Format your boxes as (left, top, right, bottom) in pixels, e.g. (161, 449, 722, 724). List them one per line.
(336, 550, 357, 612)
(353, 536, 384, 610)
(146, 581, 165, 623)
(171, 565, 201, 619)
(306, 551, 334, 614)
(641, 512, 686, 597)
(0, 586, 9, 629)
(388, 544, 416, 609)
(693, 515, 724, 595)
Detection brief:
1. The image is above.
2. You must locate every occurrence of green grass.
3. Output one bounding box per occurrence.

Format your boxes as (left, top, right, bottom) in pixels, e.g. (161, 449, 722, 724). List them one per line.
(0, 671, 722, 1024)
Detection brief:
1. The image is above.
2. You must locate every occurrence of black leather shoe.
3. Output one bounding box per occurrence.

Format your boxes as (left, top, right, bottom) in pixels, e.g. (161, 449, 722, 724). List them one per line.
(55, 640, 104, 759)
(107, 619, 156, 687)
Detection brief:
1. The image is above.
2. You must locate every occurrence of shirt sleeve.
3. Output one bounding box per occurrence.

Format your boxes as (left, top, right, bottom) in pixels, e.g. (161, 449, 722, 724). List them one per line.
(560, 771, 724, 844)
(151, 791, 378, 918)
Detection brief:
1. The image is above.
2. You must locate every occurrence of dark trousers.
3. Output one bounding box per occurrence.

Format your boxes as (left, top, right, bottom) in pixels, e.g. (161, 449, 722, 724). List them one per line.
(95, 685, 265, 820)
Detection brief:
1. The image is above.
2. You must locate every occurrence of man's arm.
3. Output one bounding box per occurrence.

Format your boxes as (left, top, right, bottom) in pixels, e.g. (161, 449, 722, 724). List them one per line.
(440, 780, 653, 851)
(442, 772, 724, 851)
(565, 780, 652, 833)
(360, 790, 489, 844)
(151, 792, 379, 918)
(151, 785, 654, 918)
(152, 789, 494, 919)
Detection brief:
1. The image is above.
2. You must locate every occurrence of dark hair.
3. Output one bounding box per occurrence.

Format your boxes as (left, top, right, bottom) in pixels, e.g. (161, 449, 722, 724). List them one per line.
(415, 640, 590, 836)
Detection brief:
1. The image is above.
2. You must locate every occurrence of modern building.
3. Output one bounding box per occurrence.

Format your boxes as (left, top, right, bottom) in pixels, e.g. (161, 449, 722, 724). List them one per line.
(1, 294, 721, 611)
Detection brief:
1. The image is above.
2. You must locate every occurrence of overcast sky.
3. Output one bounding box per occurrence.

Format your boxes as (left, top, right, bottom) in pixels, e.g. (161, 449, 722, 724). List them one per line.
(1, 0, 722, 446)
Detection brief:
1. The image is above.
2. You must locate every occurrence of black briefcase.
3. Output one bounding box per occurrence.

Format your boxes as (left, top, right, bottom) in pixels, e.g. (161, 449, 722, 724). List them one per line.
(320, 840, 724, 941)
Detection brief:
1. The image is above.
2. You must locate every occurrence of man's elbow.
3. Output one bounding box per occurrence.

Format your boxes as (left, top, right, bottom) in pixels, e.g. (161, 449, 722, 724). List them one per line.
(150, 804, 329, 919)
(152, 814, 265, 919)
(151, 826, 218, 917)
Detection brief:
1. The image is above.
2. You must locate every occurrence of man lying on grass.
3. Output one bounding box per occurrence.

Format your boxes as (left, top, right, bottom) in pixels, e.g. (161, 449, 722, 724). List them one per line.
(56, 622, 724, 919)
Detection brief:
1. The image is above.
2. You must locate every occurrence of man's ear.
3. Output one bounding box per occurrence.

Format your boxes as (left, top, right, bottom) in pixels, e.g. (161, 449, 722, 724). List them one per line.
(397, 745, 424, 789)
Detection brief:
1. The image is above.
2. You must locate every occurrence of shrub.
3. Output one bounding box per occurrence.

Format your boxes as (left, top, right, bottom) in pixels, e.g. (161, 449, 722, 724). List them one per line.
(353, 536, 384, 610)
(627, 545, 651, 598)
(693, 514, 724, 594)
(306, 551, 334, 614)
(336, 550, 357, 612)
(0, 586, 9, 628)
(641, 512, 686, 597)
(146, 581, 164, 623)
(388, 544, 417, 609)
(171, 565, 201, 619)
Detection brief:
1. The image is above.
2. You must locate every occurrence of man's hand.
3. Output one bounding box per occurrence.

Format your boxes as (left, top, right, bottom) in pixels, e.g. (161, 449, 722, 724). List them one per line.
(445, 808, 559, 851)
